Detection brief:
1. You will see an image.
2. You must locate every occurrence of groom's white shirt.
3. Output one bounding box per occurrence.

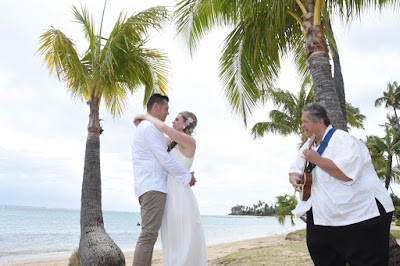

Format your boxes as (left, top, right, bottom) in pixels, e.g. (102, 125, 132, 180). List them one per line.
(132, 120, 191, 198)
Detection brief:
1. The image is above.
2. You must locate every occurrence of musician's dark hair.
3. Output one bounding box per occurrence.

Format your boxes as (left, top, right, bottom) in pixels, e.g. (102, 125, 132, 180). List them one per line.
(302, 103, 331, 126)
(146, 93, 169, 112)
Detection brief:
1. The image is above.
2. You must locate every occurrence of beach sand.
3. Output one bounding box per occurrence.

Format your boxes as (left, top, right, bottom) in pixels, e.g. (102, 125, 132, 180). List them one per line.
(5, 225, 400, 266)
(3, 234, 289, 266)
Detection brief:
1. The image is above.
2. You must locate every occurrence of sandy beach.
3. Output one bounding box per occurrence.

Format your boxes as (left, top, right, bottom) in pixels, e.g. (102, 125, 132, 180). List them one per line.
(4, 225, 400, 266)
(3, 234, 293, 266)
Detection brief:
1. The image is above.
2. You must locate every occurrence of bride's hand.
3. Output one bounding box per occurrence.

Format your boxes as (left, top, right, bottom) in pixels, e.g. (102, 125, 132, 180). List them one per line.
(133, 114, 147, 126)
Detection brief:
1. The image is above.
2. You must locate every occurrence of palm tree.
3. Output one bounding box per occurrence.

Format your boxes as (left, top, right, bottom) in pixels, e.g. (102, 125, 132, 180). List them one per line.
(367, 125, 400, 189)
(275, 194, 298, 226)
(251, 84, 365, 146)
(173, 0, 396, 129)
(37, 5, 170, 265)
(375, 81, 400, 131)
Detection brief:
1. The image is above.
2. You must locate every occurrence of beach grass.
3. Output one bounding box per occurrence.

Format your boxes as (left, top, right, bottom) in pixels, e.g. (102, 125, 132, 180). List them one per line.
(210, 240, 312, 266)
(287, 229, 306, 239)
(391, 230, 400, 239)
(210, 228, 400, 266)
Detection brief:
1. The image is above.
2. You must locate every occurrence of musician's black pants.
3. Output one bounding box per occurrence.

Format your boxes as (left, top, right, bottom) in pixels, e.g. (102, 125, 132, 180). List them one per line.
(306, 200, 393, 266)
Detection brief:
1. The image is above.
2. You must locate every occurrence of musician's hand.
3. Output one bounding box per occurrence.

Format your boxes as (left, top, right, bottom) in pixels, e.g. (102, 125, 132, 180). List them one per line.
(302, 149, 320, 165)
(289, 172, 301, 190)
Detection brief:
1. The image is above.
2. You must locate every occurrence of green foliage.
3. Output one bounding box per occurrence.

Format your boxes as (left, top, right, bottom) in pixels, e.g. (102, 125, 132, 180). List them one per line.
(230, 200, 276, 216)
(38, 5, 170, 116)
(394, 206, 400, 220)
(365, 124, 400, 187)
(173, 0, 394, 125)
(375, 81, 400, 110)
(275, 194, 298, 226)
(391, 193, 400, 207)
(252, 84, 365, 146)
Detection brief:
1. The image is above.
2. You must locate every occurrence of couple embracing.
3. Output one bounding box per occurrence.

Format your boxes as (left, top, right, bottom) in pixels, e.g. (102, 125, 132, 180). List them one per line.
(131, 93, 207, 266)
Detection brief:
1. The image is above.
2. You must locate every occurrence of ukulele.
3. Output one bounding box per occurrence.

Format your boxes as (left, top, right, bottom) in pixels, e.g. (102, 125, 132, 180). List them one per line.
(299, 136, 316, 201)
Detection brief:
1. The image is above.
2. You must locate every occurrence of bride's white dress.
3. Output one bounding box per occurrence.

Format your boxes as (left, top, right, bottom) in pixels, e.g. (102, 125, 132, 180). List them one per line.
(161, 145, 207, 266)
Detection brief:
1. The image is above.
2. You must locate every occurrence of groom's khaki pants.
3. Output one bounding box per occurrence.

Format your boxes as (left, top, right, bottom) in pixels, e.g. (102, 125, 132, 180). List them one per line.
(133, 191, 166, 266)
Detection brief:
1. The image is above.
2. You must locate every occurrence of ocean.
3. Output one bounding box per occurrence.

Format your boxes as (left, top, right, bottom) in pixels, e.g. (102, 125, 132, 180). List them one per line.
(0, 205, 305, 264)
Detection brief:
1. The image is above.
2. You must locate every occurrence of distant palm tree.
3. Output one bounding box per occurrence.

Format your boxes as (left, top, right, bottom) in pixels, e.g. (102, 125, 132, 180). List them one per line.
(367, 125, 400, 189)
(375, 81, 400, 131)
(37, 5, 169, 265)
(251, 84, 365, 146)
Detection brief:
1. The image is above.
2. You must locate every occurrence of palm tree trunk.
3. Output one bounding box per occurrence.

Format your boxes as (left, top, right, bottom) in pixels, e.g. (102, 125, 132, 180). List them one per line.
(79, 98, 125, 265)
(385, 154, 392, 189)
(303, 2, 347, 131)
(392, 106, 400, 132)
(330, 43, 347, 130)
(326, 17, 347, 130)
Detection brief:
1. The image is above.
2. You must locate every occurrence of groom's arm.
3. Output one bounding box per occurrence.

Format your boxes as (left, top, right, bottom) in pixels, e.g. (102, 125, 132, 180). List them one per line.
(143, 125, 192, 186)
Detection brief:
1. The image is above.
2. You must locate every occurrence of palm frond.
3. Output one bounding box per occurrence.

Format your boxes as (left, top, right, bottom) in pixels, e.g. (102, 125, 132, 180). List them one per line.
(345, 102, 366, 129)
(72, 5, 97, 67)
(37, 28, 90, 100)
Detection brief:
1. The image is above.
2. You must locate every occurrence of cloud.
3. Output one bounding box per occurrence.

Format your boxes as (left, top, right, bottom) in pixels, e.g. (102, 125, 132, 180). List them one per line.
(0, 0, 399, 216)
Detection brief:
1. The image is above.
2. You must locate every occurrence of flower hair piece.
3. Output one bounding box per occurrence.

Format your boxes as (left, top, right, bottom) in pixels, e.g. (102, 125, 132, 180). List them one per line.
(185, 117, 194, 126)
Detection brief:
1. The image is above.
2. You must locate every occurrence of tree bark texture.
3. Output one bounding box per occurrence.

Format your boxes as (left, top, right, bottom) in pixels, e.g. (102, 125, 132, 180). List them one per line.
(389, 234, 400, 266)
(392, 106, 400, 132)
(331, 44, 347, 129)
(327, 18, 347, 128)
(308, 51, 347, 130)
(79, 101, 125, 266)
(385, 155, 392, 189)
(302, 2, 347, 131)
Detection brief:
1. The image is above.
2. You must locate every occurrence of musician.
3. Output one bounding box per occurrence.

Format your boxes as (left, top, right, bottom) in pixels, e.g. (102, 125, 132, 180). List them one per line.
(289, 103, 394, 266)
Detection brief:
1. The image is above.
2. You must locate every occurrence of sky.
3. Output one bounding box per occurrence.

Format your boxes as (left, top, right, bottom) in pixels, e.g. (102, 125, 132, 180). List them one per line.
(0, 0, 400, 215)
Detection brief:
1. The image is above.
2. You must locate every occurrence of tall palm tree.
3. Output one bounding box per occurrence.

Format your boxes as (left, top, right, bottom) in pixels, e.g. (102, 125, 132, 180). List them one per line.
(368, 125, 400, 189)
(375, 81, 400, 131)
(173, 0, 396, 129)
(251, 84, 365, 146)
(37, 5, 170, 265)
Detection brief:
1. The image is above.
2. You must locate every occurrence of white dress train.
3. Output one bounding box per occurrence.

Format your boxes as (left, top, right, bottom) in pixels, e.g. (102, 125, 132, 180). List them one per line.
(161, 145, 207, 266)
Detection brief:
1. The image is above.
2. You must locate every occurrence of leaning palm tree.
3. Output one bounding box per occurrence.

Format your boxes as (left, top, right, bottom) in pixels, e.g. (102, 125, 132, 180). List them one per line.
(174, 0, 397, 129)
(38, 5, 170, 265)
(375, 81, 400, 131)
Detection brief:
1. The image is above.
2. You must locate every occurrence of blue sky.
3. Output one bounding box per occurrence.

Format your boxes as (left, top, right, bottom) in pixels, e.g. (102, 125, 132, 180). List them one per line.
(0, 0, 399, 215)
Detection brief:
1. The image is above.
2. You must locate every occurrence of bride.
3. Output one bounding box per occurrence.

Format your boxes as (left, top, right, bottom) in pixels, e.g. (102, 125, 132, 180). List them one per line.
(134, 111, 207, 266)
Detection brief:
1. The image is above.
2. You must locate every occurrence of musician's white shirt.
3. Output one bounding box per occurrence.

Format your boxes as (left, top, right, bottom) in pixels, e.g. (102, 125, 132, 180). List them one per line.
(290, 125, 394, 226)
(132, 120, 192, 198)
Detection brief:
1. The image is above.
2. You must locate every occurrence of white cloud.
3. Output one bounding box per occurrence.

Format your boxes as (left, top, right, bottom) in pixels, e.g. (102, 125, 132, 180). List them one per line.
(0, 1, 399, 215)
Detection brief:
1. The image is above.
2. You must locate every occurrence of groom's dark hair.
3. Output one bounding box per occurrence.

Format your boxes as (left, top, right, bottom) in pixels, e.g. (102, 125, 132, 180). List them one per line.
(146, 93, 169, 112)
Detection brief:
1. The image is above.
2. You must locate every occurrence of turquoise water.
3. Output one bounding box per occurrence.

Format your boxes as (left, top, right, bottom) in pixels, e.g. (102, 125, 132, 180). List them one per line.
(0, 205, 305, 263)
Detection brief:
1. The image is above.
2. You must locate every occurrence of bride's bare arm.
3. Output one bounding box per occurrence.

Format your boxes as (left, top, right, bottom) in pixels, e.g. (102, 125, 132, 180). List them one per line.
(134, 114, 195, 149)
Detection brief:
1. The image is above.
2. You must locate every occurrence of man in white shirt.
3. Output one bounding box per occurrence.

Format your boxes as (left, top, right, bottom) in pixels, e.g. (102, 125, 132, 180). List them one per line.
(132, 93, 195, 266)
(289, 103, 394, 266)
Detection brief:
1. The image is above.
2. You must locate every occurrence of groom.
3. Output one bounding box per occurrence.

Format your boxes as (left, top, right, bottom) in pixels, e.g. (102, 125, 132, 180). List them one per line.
(131, 93, 196, 266)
